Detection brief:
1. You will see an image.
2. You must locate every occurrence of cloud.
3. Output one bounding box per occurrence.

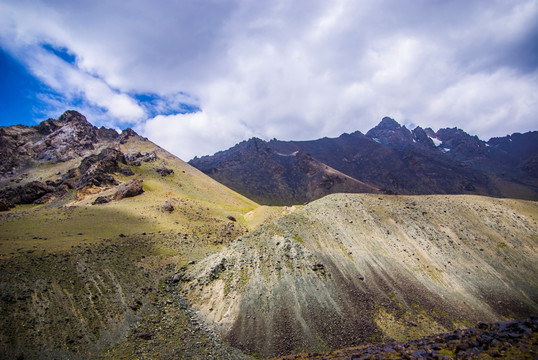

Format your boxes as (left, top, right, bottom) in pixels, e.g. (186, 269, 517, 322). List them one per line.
(0, 0, 537, 160)
(421, 68, 538, 138)
(139, 110, 252, 161)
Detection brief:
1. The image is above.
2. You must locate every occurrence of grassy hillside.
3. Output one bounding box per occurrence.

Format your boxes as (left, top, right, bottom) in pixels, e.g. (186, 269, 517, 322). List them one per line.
(183, 193, 538, 357)
(0, 135, 276, 359)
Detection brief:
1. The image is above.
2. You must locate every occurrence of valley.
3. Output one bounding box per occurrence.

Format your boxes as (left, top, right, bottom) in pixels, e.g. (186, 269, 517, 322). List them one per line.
(0, 111, 536, 359)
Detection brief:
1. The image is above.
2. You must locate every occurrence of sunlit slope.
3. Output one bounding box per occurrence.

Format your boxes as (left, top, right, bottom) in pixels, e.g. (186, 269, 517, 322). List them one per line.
(0, 134, 268, 359)
(0, 134, 261, 256)
(183, 194, 538, 358)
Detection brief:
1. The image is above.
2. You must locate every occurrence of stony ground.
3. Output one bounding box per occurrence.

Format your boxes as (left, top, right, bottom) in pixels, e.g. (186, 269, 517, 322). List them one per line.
(184, 193, 538, 358)
(276, 317, 538, 359)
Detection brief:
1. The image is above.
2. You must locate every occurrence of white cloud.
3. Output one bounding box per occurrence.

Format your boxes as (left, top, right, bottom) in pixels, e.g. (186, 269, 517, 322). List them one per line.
(421, 69, 538, 138)
(139, 111, 252, 161)
(0, 0, 537, 160)
(26, 45, 145, 125)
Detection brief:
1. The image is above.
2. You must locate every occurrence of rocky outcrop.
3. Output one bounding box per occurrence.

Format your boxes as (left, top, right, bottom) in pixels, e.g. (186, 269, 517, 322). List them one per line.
(125, 151, 158, 166)
(0, 181, 61, 210)
(92, 179, 144, 205)
(156, 167, 174, 176)
(0, 111, 145, 208)
(76, 148, 134, 190)
(0, 110, 121, 179)
(114, 179, 144, 199)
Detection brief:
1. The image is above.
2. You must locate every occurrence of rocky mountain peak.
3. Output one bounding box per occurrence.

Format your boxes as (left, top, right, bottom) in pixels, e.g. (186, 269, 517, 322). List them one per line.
(376, 116, 401, 131)
(0, 111, 125, 179)
(118, 128, 139, 143)
(435, 127, 486, 159)
(411, 126, 436, 148)
(242, 137, 271, 153)
(366, 117, 413, 147)
(58, 110, 89, 124)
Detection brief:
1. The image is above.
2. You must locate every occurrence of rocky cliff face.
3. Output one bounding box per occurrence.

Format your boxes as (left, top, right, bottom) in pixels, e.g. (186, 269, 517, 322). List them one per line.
(190, 118, 538, 204)
(0, 111, 120, 177)
(0, 111, 150, 210)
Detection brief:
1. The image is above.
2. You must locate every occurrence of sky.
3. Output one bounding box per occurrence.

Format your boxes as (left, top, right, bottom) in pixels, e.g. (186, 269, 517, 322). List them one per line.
(0, 0, 537, 161)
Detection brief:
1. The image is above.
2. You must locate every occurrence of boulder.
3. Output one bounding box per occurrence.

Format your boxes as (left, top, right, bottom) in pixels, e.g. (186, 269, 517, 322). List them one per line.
(0, 198, 13, 211)
(156, 167, 174, 176)
(113, 179, 144, 200)
(162, 202, 174, 213)
(92, 196, 111, 205)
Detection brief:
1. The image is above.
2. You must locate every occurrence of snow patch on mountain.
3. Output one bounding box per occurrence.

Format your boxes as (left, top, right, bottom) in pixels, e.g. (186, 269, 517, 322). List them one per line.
(429, 136, 442, 147)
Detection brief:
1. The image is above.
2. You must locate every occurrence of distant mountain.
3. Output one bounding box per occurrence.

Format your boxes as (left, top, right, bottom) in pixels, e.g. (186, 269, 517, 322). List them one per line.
(188, 137, 378, 205)
(189, 117, 538, 204)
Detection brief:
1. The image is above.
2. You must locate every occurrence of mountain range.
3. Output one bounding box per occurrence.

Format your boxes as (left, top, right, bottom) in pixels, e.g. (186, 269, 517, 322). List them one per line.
(189, 117, 538, 205)
(0, 111, 537, 359)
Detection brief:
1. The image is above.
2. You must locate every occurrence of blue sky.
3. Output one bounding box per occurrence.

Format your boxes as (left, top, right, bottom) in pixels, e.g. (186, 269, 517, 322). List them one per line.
(1, 0, 537, 160)
(0, 48, 57, 126)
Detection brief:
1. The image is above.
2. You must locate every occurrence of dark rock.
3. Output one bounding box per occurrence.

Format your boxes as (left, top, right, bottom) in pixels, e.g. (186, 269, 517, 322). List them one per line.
(118, 128, 138, 144)
(34, 193, 56, 204)
(35, 118, 61, 135)
(172, 274, 181, 283)
(92, 196, 111, 205)
(76, 148, 130, 190)
(120, 167, 135, 176)
(113, 179, 144, 200)
(0, 198, 14, 211)
(156, 167, 174, 176)
(412, 349, 428, 358)
(140, 152, 157, 162)
(227, 215, 237, 222)
(311, 263, 325, 274)
(0, 180, 55, 205)
(162, 202, 174, 213)
(138, 332, 153, 340)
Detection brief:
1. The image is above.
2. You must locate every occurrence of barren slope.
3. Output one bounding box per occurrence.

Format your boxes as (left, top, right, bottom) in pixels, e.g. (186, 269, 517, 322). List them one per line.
(183, 194, 538, 358)
(0, 115, 279, 359)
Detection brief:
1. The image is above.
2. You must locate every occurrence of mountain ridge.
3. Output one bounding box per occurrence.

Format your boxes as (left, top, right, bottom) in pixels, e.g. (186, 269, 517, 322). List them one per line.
(190, 117, 538, 204)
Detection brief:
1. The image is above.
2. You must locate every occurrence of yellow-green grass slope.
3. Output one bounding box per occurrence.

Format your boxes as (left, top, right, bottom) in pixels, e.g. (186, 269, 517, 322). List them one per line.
(0, 135, 287, 359)
(184, 193, 538, 358)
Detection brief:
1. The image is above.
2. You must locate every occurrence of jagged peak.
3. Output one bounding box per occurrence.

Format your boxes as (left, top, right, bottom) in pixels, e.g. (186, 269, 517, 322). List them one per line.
(240, 137, 270, 151)
(58, 110, 88, 124)
(245, 136, 266, 144)
(376, 117, 401, 131)
(120, 128, 138, 137)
